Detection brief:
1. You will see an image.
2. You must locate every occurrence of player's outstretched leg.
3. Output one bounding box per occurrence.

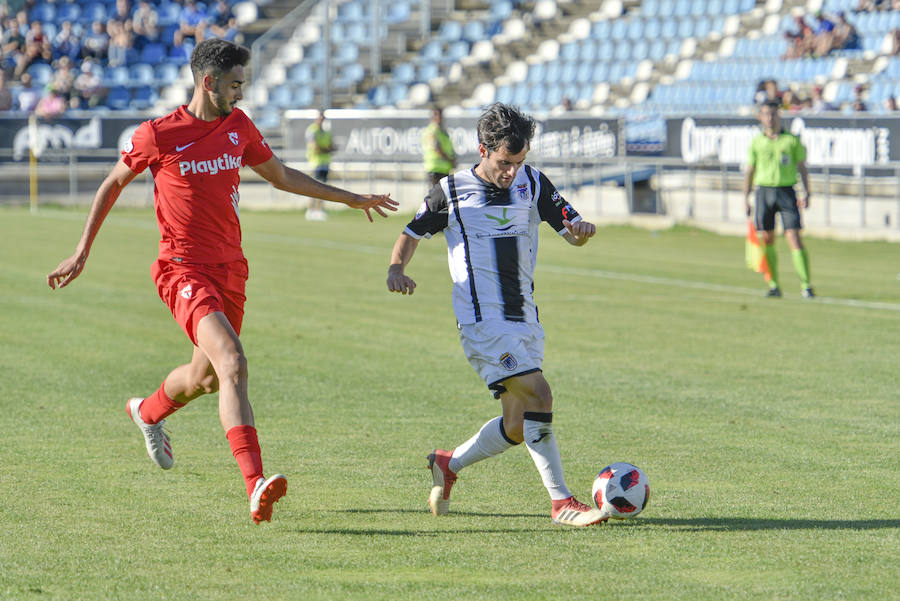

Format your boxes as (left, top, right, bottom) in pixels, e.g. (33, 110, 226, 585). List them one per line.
(427, 449, 457, 516)
(126, 397, 174, 469)
(250, 474, 287, 524)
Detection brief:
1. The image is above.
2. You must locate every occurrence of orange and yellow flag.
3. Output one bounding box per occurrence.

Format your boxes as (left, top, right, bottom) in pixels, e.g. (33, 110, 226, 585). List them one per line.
(745, 219, 771, 282)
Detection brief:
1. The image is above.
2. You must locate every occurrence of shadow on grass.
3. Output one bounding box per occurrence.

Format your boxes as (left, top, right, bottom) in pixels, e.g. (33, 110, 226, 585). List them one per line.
(636, 517, 900, 531)
(335, 508, 546, 519)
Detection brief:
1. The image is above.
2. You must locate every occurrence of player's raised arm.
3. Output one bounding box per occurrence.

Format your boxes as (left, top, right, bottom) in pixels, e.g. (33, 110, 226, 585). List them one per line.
(250, 156, 397, 222)
(47, 159, 139, 289)
(386, 232, 419, 295)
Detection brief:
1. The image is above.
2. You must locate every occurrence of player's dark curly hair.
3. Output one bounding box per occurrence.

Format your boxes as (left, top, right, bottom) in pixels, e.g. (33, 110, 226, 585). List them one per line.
(190, 38, 250, 83)
(476, 103, 536, 154)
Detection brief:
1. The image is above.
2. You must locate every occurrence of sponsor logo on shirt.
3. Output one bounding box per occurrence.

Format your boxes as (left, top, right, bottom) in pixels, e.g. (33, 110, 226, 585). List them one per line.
(551, 190, 565, 207)
(179, 153, 243, 176)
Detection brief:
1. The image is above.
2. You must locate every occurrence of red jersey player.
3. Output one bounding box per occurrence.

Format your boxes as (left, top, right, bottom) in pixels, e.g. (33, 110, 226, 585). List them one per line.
(46, 39, 397, 524)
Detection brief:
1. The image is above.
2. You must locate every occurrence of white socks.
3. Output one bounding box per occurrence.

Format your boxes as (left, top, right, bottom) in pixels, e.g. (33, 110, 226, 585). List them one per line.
(449, 416, 517, 473)
(523, 411, 571, 501)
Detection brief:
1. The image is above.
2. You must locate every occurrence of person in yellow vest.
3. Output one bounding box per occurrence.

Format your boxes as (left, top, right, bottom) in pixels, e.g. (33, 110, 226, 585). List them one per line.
(743, 100, 814, 298)
(422, 107, 456, 187)
(306, 110, 336, 221)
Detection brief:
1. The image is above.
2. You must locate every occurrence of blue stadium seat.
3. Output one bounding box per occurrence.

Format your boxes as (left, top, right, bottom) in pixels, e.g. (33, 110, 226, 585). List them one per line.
(491, 1, 513, 20)
(560, 41, 578, 61)
(288, 63, 315, 84)
(334, 42, 359, 64)
(27, 63, 52, 88)
(437, 21, 463, 42)
(129, 63, 155, 87)
(462, 21, 486, 42)
(418, 62, 439, 82)
(102, 65, 130, 87)
(335, 63, 365, 87)
(392, 62, 416, 83)
(56, 2, 81, 22)
(79, 2, 107, 24)
(592, 20, 610, 39)
(268, 83, 294, 108)
(30, 3, 56, 23)
(644, 18, 661, 40)
(131, 85, 158, 110)
(592, 62, 609, 83)
(157, 2, 182, 26)
(527, 63, 546, 83)
(626, 19, 644, 40)
(579, 40, 597, 61)
(384, 1, 411, 25)
(495, 84, 513, 104)
(155, 62, 180, 86)
(105, 86, 131, 110)
(139, 43, 166, 65)
(444, 41, 469, 63)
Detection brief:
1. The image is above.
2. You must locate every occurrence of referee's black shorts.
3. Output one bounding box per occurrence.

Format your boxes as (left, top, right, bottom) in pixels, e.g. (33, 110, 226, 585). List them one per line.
(754, 186, 802, 232)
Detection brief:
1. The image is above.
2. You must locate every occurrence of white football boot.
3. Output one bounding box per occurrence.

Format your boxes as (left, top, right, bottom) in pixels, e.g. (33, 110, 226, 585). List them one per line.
(550, 496, 608, 527)
(126, 397, 173, 470)
(250, 474, 287, 524)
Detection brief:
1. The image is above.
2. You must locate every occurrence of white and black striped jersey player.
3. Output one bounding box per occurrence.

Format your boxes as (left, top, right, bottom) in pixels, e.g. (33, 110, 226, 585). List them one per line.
(387, 102, 602, 527)
(405, 165, 581, 329)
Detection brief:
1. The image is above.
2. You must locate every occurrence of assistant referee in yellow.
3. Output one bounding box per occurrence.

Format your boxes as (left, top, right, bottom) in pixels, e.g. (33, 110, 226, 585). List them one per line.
(743, 99, 814, 298)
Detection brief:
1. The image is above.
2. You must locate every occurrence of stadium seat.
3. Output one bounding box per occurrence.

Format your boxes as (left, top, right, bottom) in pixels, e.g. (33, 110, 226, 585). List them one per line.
(106, 86, 131, 110)
(155, 62, 180, 86)
(131, 86, 158, 110)
(157, 2, 182, 27)
(30, 3, 56, 23)
(79, 2, 108, 24)
(129, 63, 155, 87)
(140, 43, 167, 66)
(438, 21, 463, 42)
(392, 62, 416, 83)
(27, 63, 53, 87)
(56, 2, 81, 22)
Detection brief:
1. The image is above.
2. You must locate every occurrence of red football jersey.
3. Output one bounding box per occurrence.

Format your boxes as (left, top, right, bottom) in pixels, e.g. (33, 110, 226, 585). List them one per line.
(122, 106, 274, 264)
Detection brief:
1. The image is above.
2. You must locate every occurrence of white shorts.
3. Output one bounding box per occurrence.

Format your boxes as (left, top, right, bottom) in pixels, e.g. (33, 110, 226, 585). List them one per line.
(459, 320, 545, 398)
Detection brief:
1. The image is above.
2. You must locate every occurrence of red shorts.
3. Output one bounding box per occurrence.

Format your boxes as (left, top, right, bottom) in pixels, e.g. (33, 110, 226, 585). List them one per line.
(151, 258, 249, 345)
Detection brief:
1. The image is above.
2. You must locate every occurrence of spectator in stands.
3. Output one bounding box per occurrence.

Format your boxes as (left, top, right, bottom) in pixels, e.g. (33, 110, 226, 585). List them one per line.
(16, 71, 40, 111)
(132, 0, 160, 48)
(884, 95, 898, 112)
(107, 18, 136, 67)
(811, 11, 836, 56)
(0, 15, 26, 75)
(113, 0, 132, 23)
(81, 21, 109, 61)
(53, 20, 82, 62)
(754, 79, 782, 106)
(810, 85, 836, 112)
(14, 20, 53, 79)
(855, 0, 887, 10)
(305, 109, 336, 221)
(34, 85, 67, 119)
(852, 85, 868, 112)
(72, 59, 104, 108)
(209, 0, 239, 42)
(784, 15, 814, 59)
(168, 29, 191, 65)
(179, 0, 208, 44)
(781, 88, 801, 113)
(830, 12, 860, 52)
(50, 55, 77, 101)
(0, 71, 13, 110)
(422, 107, 456, 187)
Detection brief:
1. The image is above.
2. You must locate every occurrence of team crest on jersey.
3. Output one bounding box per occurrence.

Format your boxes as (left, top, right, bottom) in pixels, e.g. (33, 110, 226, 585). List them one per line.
(123, 137, 134, 153)
(499, 352, 518, 371)
(228, 131, 239, 145)
(551, 190, 564, 207)
(516, 183, 529, 201)
(179, 284, 192, 299)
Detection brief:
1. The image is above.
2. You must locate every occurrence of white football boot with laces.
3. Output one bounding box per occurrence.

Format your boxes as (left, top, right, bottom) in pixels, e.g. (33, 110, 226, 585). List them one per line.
(126, 397, 173, 470)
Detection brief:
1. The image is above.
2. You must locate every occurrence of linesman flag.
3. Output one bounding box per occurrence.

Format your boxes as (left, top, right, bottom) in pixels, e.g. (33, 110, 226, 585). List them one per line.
(745, 219, 771, 282)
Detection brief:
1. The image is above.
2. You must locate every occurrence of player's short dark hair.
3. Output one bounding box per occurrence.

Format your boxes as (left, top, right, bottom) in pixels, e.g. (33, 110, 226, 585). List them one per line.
(190, 38, 250, 82)
(477, 103, 536, 154)
(762, 99, 781, 111)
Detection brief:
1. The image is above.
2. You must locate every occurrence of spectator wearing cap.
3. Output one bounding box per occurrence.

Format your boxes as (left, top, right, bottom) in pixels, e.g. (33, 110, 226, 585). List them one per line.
(72, 60, 105, 109)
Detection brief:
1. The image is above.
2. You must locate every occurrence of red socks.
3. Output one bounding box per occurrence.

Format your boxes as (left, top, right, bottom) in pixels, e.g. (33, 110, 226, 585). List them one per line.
(226, 425, 264, 498)
(139, 381, 186, 424)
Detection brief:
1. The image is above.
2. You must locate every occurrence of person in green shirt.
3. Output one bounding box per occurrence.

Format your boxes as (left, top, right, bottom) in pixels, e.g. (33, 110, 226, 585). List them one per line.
(305, 110, 336, 221)
(422, 107, 456, 187)
(743, 100, 814, 298)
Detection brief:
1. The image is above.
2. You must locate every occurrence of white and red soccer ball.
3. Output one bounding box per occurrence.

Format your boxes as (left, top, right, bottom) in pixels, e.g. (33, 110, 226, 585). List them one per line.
(592, 462, 650, 519)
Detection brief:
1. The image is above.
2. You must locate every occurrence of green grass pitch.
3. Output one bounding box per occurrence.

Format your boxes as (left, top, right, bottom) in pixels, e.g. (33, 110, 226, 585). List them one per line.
(1, 206, 898, 600)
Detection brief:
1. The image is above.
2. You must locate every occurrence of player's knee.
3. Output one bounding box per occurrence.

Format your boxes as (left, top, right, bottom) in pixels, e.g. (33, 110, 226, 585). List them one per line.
(216, 349, 247, 384)
(502, 415, 525, 442)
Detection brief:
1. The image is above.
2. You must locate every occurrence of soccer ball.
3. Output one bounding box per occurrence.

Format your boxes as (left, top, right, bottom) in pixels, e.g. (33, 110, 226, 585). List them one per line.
(592, 462, 650, 519)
